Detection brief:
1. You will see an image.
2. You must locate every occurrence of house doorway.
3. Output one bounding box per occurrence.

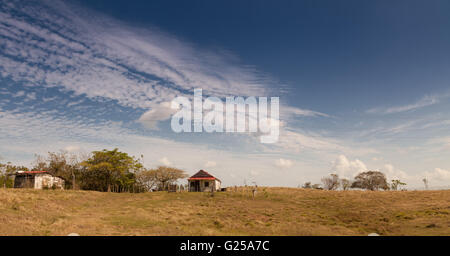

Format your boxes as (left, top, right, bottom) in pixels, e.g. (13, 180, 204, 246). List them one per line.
(192, 180, 200, 192)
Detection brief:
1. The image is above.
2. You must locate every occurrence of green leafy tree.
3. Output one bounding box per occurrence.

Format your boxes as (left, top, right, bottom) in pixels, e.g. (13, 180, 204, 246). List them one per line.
(81, 149, 142, 192)
(391, 179, 407, 191)
(0, 162, 28, 188)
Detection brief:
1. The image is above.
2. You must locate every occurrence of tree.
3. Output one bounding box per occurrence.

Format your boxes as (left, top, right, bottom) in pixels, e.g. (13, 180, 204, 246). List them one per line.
(321, 174, 340, 190)
(312, 184, 323, 190)
(302, 182, 312, 189)
(31, 151, 88, 189)
(351, 171, 389, 191)
(340, 178, 351, 191)
(47, 151, 82, 189)
(391, 179, 406, 191)
(0, 162, 28, 188)
(422, 178, 429, 190)
(152, 166, 188, 191)
(135, 168, 159, 191)
(81, 149, 142, 192)
(32, 154, 47, 171)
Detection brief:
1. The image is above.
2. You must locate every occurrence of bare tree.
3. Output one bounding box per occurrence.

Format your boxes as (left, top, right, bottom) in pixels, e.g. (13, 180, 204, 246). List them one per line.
(321, 174, 340, 190)
(32, 154, 47, 171)
(340, 178, 351, 191)
(39, 151, 87, 190)
(153, 166, 188, 191)
(252, 183, 258, 198)
(135, 168, 159, 191)
(422, 178, 428, 190)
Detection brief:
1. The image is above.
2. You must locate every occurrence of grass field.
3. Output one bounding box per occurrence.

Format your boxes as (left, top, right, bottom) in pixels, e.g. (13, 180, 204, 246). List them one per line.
(0, 187, 449, 236)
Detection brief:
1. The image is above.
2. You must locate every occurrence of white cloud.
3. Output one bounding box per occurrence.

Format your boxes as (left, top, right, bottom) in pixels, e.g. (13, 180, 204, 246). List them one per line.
(329, 156, 447, 188)
(66, 99, 84, 108)
(276, 130, 342, 153)
(159, 157, 172, 166)
(381, 164, 409, 181)
(0, 0, 330, 133)
(275, 158, 293, 168)
(282, 105, 330, 118)
(331, 155, 368, 179)
(13, 91, 25, 97)
(367, 95, 441, 114)
(138, 101, 177, 130)
(331, 156, 409, 181)
(64, 145, 81, 152)
(0, 0, 272, 114)
(204, 161, 217, 168)
(274, 129, 375, 156)
(0, 0, 338, 187)
(25, 92, 37, 101)
(424, 168, 450, 185)
(0, 0, 334, 150)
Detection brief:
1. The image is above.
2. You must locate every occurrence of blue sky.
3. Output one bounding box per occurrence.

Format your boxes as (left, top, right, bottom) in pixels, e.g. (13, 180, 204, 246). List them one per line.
(1, 0, 450, 188)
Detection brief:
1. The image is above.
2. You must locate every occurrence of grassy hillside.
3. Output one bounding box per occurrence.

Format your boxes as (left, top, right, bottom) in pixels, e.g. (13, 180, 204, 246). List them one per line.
(0, 187, 449, 236)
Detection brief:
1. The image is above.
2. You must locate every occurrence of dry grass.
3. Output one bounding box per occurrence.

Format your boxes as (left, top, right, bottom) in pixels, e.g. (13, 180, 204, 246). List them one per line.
(0, 187, 449, 236)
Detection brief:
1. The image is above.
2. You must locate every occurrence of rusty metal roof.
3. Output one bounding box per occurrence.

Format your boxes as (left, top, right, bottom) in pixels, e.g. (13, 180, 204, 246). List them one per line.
(188, 170, 221, 182)
(16, 170, 48, 175)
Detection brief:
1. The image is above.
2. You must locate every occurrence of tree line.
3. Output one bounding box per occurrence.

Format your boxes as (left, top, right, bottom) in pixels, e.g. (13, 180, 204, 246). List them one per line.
(302, 171, 407, 191)
(1, 150, 412, 192)
(0, 148, 187, 192)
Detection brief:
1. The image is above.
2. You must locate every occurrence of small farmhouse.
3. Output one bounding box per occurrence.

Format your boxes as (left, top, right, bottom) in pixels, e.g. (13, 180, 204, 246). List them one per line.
(14, 171, 65, 190)
(188, 170, 221, 192)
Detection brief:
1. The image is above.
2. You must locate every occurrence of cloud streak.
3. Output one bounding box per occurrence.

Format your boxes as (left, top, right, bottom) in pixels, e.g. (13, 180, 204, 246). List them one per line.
(367, 95, 441, 114)
(0, 0, 273, 112)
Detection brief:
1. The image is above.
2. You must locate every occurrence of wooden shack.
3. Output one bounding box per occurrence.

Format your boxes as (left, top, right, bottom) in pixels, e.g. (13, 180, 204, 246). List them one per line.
(14, 171, 65, 189)
(188, 170, 221, 192)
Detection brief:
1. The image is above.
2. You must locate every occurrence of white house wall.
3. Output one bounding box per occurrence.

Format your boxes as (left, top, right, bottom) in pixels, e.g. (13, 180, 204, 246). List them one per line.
(189, 179, 221, 191)
(34, 174, 64, 189)
(215, 180, 221, 191)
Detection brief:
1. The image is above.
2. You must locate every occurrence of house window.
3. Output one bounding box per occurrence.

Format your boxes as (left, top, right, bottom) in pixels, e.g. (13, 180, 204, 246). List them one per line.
(204, 181, 209, 187)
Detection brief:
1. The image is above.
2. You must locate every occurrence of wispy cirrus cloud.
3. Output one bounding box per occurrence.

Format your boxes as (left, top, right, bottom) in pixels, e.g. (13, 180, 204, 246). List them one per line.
(0, 0, 335, 133)
(0, 0, 333, 153)
(281, 105, 330, 118)
(366, 94, 442, 114)
(0, 0, 274, 112)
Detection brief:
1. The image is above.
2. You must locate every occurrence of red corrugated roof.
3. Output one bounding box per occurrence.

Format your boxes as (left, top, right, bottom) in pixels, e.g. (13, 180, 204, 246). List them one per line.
(188, 170, 221, 182)
(188, 177, 216, 180)
(17, 171, 48, 174)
